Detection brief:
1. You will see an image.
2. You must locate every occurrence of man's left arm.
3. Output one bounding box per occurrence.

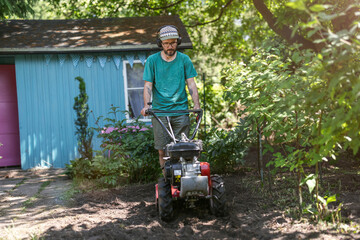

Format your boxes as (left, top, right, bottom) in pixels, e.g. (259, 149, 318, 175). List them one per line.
(186, 77, 200, 109)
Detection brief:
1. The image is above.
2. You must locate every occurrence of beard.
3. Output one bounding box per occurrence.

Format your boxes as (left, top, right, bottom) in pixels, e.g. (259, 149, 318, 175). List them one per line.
(163, 47, 177, 56)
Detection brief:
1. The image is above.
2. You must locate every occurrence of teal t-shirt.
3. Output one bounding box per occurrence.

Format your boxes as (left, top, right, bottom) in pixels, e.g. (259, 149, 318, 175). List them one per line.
(143, 51, 197, 116)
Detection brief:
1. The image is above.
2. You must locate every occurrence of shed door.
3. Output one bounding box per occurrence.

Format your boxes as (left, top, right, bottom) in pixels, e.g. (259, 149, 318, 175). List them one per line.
(0, 65, 20, 167)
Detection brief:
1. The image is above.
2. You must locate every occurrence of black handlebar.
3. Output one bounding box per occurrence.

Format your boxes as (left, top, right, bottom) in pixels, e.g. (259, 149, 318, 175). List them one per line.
(145, 109, 203, 142)
(145, 109, 202, 115)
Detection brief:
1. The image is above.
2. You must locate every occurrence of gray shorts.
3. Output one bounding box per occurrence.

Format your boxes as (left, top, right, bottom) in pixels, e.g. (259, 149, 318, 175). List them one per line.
(152, 114, 190, 150)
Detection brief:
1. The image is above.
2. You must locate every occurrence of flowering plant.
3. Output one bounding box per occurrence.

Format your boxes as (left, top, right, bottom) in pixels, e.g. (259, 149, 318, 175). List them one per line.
(91, 107, 160, 185)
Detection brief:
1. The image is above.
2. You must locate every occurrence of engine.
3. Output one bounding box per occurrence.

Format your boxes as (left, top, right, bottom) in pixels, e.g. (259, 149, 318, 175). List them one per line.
(164, 140, 209, 198)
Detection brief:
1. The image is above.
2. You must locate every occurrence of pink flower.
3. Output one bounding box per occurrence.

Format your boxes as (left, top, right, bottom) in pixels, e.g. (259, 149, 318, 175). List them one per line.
(101, 127, 118, 134)
(101, 125, 151, 134)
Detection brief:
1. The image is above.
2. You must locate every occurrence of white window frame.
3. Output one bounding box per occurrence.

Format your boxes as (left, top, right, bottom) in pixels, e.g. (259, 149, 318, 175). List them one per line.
(123, 59, 151, 123)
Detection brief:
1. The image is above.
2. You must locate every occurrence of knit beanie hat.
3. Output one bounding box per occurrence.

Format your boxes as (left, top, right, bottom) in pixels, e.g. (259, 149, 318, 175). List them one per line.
(159, 26, 179, 41)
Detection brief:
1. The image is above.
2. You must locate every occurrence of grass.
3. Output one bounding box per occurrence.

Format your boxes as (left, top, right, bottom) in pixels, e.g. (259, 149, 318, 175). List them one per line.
(7, 178, 28, 193)
(59, 182, 82, 207)
(22, 181, 52, 211)
(0, 178, 28, 217)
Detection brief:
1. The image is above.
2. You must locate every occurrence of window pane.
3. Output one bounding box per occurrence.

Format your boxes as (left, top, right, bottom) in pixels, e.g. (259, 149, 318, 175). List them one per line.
(126, 63, 144, 88)
(128, 89, 143, 119)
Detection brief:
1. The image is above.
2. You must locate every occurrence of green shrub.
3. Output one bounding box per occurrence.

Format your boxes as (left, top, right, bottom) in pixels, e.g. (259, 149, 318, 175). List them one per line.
(73, 76, 93, 160)
(67, 106, 160, 187)
(201, 119, 251, 173)
(96, 114, 160, 184)
(66, 157, 94, 179)
(66, 76, 94, 180)
(221, 3, 360, 218)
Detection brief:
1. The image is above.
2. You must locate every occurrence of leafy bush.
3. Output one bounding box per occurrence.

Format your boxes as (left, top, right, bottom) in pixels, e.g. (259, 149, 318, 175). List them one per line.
(96, 113, 160, 184)
(66, 157, 94, 179)
(201, 119, 251, 173)
(67, 106, 160, 187)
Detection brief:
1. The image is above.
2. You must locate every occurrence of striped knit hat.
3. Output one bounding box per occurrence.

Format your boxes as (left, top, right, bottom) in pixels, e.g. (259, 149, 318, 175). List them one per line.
(159, 26, 179, 41)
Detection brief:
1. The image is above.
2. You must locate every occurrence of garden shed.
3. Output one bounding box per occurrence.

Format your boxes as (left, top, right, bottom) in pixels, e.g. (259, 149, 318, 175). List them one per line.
(0, 15, 193, 169)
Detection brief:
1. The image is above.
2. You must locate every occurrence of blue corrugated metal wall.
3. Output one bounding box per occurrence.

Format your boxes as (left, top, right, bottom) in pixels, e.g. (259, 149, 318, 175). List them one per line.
(15, 54, 127, 169)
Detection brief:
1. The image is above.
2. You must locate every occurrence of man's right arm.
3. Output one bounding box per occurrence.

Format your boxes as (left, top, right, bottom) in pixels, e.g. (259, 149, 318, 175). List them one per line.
(140, 81, 153, 116)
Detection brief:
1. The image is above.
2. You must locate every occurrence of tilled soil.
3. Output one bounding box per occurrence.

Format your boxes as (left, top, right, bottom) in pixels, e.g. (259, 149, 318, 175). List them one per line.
(0, 167, 359, 240)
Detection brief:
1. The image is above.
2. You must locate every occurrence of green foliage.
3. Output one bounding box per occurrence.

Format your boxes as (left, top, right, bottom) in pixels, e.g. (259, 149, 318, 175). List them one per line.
(197, 80, 239, 129)
(0, 0, 35, 19)
(314, 194, 342, 223)
(225, 23, 360, 166)
(67, 106, 160, 187)
(1, 0, 62, 19)
(91, 155, 124, 187)
(66, 157, 93, 179)
(73, 76, 94, 161)
(301, 173, 316, 194)
(202, 119, 251, 173)
(94, 107, 160, 184)
(223, 2, 360, 220)
(301, 174, 342, 222)
(29, 0, 59, 19)
(224, 38, 313, 174)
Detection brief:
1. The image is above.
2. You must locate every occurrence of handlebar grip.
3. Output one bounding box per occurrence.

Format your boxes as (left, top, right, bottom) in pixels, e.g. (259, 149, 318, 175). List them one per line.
(145, 108, 202, 118)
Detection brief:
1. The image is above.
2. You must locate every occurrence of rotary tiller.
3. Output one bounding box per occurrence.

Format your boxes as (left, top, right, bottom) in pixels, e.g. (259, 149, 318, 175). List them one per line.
(146, 108, 226, 221)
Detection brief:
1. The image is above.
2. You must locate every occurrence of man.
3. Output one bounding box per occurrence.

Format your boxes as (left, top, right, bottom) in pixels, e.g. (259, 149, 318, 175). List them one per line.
(140, 25, 200, 172)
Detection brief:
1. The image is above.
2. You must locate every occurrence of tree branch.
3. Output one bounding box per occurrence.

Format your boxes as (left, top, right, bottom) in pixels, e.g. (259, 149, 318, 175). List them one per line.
(332, 5, 359, 32)
(253, 0, 319, 52)
(185, 0, 234, 27)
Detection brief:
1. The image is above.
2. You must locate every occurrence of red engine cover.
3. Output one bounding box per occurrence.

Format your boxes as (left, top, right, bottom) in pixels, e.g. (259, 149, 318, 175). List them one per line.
(200, 162, 211, 188)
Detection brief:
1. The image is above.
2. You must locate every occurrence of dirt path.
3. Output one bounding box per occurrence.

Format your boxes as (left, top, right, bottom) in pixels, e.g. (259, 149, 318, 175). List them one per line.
(0, 168, 71, 239)
(0, 168, 359, 239)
